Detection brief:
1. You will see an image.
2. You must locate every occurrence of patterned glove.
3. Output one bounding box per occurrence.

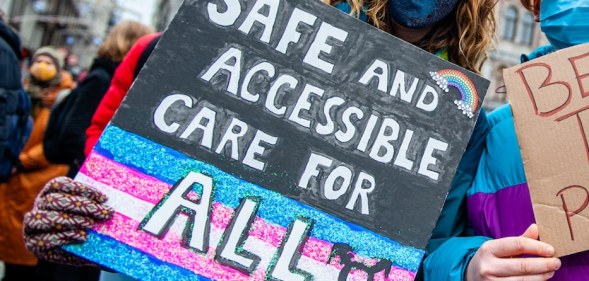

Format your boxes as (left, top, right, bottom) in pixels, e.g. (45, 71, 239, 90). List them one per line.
(24, 177, 114, 266)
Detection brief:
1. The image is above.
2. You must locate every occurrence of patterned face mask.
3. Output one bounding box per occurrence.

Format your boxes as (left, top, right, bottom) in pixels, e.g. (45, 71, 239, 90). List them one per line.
(388, 0, 461, 29)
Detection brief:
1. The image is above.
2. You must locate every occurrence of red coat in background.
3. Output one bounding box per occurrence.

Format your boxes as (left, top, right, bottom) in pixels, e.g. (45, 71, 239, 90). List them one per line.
(84, 33, 161, 155)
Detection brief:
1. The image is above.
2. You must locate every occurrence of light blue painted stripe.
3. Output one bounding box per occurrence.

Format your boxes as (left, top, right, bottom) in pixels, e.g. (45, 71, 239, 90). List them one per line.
(63, 231, 210, 281)
(93, 125, 423, 272)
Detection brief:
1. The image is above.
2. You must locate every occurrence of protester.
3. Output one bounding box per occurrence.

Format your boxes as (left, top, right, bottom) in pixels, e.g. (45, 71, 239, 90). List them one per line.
(0, 46, 74, 280)
(0, 17, 33, 281)
(426, 0, 589, 280)
(23, 0, 500, 280)
(32, 21, 152, 281)
(84, 32, 161, 156)
(65, 53, 84, 82)
(61, 31, 160, 281)
(44, 20, 153, 178)
(0, 17, 31, 183)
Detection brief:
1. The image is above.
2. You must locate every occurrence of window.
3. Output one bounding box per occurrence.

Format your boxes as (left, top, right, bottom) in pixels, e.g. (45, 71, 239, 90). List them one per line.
(502, 6, 518, 41)
(520, 12, 535, 46)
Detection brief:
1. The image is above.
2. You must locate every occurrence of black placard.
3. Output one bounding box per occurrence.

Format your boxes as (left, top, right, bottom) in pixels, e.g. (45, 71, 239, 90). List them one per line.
(110, 0, 489, 249)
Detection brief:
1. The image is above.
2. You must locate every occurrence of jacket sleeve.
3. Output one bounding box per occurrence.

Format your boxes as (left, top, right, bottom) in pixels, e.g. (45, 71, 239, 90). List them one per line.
(62, 70, 111, 160)
(423, 236, 490, 280)
(421, 110, 490, 280)
(19, 142, 50, 170)
(84, 33, 160, 155)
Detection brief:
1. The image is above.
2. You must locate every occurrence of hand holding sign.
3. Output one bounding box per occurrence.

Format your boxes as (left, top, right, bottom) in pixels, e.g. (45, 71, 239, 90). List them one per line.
(23, 177, 113, 266)
(466, 224, 561, 281)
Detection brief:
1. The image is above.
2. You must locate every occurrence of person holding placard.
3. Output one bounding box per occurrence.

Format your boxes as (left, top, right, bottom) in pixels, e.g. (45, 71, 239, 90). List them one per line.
(428, 0, 589, 280)
(22, 0, 498, 280)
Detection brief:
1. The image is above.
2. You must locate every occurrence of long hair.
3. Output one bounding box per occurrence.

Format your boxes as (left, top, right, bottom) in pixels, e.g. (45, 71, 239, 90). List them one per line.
(520, 0, 534, 11)
(98, 21, 154, 63)
(324, 0, 497, 74)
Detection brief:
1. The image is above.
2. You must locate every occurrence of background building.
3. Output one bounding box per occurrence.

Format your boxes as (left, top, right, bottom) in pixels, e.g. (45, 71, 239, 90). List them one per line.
(4, 0, 550, 99)
(7, 0, 118, 66)
(152, 0, 181, 31)
(481, 0, 549, 111)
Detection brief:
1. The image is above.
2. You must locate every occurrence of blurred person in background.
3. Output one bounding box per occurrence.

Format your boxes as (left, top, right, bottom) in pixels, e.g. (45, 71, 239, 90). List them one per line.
(0, 16, 31, 184)
(0, 15, 33, 281)
(36, 20, 153, 281)
(84, 32, 161, 156)
(44, 20, 153, 179)
(0, 46, 74, 280)
(24, 46, 74, 115)
(65, 53, 84, 82)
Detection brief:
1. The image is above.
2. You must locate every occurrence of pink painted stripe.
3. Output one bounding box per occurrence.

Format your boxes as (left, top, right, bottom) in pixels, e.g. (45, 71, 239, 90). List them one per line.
(98, 212, 414, 281)
(83, 152, 414, 280)
(95, 212, 264, 280)
(80, 153, 170, 204)
(81, 153, 331, 261)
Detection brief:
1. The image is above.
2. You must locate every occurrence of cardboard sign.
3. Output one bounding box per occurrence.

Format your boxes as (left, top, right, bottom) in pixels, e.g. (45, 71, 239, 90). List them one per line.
(505, 43, 589, 257)
(63, 0, 488, 279)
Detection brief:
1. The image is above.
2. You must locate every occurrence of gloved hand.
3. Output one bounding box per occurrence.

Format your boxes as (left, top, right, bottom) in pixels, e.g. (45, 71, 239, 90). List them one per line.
(24, 177, 114, 266)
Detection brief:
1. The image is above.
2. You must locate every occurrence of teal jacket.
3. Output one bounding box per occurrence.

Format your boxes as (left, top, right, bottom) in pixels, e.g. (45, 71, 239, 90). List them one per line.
(422, 110, 490, 280)
(423, 43, 589, 279)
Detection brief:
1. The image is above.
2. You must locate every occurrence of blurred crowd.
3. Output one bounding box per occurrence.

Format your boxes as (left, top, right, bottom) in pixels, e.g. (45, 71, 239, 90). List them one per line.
(0, 15, 153, 281)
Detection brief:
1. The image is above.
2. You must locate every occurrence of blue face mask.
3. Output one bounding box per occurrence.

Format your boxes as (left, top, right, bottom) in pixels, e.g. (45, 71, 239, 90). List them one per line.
(540, 0, 589, 50)
(388, 0, 460, 29)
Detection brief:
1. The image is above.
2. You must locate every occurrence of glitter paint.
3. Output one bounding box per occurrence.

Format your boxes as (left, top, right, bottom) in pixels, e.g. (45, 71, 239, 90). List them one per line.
(92, 125, 423, 271)
(85, 211, 412, 281)
(64, 231, 212, 281)
(79, 155, 333, 261)
(65, 231, 415, 281)
(67, 125, 424, 279)
(95, 213, 261, 281)
(76, 164, 416, 278)
(80, 153, 171, 204)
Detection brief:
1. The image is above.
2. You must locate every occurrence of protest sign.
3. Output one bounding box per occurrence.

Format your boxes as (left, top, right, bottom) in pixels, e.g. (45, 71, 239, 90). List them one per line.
(63, 0, 488, 279)
(505, 43, 589, 257)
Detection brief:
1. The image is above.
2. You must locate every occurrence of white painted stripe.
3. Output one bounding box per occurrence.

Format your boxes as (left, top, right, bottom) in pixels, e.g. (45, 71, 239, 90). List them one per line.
(76, 173, 344, 280)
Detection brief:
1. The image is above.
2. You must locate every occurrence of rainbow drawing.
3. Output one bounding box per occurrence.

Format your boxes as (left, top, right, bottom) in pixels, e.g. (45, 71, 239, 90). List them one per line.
(63, 125, 423, 281)
(430, 69, 479, 118)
